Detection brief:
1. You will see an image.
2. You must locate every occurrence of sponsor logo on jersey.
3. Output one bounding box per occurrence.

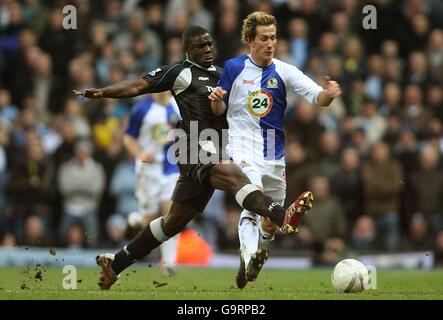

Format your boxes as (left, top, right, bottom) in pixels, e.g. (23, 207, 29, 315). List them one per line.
(266, 77, 278, 89)
(243, 79, 254, 85)
(199, 77, 209, 81)
(247, 89, 273, 117)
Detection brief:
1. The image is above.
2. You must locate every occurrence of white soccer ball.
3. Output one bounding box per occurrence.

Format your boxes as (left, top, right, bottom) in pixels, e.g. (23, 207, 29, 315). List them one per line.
(331, 259, 369, 293)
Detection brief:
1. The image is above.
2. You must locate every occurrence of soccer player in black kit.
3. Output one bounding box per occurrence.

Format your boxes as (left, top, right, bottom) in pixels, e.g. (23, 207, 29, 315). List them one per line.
(74, 26, 313, 290)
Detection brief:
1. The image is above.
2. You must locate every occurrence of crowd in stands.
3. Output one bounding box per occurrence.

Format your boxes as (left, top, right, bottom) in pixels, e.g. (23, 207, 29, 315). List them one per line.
(1, 0, 443, 266)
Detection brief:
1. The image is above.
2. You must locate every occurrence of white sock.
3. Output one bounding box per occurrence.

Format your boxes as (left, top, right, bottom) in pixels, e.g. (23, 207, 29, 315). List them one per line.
(238, 210, 259, 264)
(160, 234, 178, 269)
(258, 224, 274, 251)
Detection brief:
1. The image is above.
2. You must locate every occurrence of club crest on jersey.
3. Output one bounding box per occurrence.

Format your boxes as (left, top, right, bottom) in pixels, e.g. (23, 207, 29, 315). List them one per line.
(266, 77, 278, 89)
(247, 89, 273, 118)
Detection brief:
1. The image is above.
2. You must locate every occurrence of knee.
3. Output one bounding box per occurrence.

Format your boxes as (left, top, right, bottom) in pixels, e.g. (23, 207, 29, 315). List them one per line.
(225, 165, 250, 193)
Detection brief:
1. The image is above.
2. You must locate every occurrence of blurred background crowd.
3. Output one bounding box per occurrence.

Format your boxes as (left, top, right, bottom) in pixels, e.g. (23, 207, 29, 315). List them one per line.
(0, 0, 443, 266)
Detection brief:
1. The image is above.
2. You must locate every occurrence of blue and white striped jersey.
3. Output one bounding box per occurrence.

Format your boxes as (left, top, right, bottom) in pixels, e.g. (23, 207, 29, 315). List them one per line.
(219, 54, 323, 160)
(125, 96, 180, 175)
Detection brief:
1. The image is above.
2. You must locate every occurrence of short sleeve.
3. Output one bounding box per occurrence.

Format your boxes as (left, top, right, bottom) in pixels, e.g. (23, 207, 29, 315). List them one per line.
(282, 63, 323, 104)
(142, 64, 181, 93)
(125, 100, 150, 138)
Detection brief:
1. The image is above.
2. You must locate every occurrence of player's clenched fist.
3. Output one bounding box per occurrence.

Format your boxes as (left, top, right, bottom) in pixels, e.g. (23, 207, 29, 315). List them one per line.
(73, 88, 104, 99)
(323, 76, 341, 98)
(208, 86, 227, 102)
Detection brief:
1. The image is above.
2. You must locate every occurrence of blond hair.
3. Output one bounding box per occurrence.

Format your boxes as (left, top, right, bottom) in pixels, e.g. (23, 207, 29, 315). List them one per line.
(241, 11, 278, 43)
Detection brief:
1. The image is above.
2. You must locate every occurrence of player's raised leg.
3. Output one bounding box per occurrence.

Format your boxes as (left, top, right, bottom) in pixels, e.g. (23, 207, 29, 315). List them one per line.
(209, 163, 311, 234)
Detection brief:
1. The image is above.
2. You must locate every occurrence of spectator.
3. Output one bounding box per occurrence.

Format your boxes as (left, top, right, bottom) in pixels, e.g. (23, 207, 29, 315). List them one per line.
(103, 213, 127, 248)
(364, 54, 385, 103)
(407, 51, 431, 87)
(27, 52, 65, 116)
(315, 237, 348, 266)
(19, 214, 53, 247)
(285, 140, 316, 205)
(427, 29, 443, 81)
(330, 10, 353, 48)
(380, 81, 402, 117)
(0, 89, 18, 129)
(214, 10, 242, 65)
(403, 213, 434, 251)
(65, 223, 88, 249)
(342, 36, 365, 81)
(362, 142, 403, 251)
(288, 18, 309, 70)
(317, 131, 341, 180)
(318, 32, 338, 64)
(22, 0, 49, 39)
(331, 147, 363, 223)
(299, 176, 347, 249)
(410, 145, 443, 236)
(7, 135, 54, 235)
(1, 232, 16, 247)
(274, 38, 291, 63)
(115, 11, 163, 67)
(109, 153, 138, 216)
(354, 99, 387, 146)
(39, 7, 79, 82)
(427, 83, 443, 122)
(165, 36, 184, 65)
(292, 0, 328, 47)
(346, 78, 365, 116)
(351, 215, 376, 253)
(58, 140, 105, 246)
(63, 98, 91, 140)
(285, 99, 324, 161)
(188, 0, 213, 33)
(401, 84, 433, 140)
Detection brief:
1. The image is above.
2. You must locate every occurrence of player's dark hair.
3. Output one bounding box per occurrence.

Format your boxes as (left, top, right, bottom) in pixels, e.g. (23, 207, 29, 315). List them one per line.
(182, 26, 209, 48)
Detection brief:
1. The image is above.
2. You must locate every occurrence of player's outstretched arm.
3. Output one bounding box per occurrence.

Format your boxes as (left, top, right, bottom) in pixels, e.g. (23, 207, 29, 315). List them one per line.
(317, 76, 342, 107)
(208, 86, 227, 116)
(73, 78, 150, 99)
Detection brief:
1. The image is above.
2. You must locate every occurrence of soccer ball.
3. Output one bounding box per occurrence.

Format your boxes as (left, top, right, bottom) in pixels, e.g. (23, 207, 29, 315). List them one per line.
(331, 259, 369, 293)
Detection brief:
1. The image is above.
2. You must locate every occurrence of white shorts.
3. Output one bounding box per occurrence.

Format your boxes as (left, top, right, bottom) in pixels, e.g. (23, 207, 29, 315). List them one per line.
(229, 151, 287, 202)
(135, 163, 179, 216)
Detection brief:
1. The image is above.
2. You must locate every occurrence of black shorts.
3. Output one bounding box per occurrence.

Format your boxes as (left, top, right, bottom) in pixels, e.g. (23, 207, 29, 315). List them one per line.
(171, 137, 229, 212)
(171, 162, 215, 212)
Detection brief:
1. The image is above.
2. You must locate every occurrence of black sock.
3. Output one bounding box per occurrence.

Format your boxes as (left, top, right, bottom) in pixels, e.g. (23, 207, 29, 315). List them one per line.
(111, 224, 162, 274)
(242, 190, 285, 227)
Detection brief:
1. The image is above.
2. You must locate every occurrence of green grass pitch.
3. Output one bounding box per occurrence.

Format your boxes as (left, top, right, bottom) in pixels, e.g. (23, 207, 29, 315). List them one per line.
(0, 266, 443, 300)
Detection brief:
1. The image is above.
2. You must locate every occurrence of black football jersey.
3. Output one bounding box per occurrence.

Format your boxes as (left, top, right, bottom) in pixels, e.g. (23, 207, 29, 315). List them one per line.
(142, 60, 226, 140)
